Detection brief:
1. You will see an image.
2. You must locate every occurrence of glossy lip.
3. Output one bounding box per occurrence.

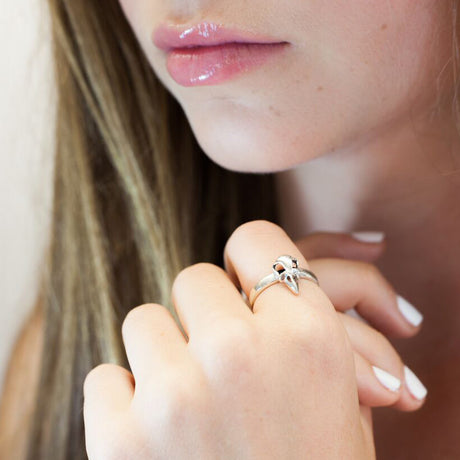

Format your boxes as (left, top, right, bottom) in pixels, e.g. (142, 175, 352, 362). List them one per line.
(153, 21, 290, 87)
(152, 21, 288, 52)
(165, 42, 289, 87)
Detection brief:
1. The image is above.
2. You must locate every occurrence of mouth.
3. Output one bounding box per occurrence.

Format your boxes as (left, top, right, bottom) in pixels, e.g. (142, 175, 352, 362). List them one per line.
(152, 22, 290, 87)
(152, 21, 288, 51)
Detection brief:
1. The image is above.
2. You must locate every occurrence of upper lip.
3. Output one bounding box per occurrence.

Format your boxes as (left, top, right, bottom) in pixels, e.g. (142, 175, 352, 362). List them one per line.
(152, 21, 288, 52)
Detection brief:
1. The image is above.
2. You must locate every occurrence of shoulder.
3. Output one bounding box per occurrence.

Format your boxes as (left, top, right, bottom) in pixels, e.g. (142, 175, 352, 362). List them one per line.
(0, 298, 44, 460)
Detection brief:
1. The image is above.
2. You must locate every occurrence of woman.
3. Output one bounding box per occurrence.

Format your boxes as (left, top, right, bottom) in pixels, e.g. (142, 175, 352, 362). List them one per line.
(0, 0, 457, 458)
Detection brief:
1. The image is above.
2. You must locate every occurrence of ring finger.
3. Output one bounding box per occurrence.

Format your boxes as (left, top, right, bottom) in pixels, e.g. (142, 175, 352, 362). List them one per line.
(223, 220, 335, 320)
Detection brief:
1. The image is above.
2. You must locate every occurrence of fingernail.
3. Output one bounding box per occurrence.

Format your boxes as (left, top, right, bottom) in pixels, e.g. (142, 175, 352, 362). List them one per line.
(351, 231, 385, 243)
(372, 366, 402, 392)
(396, 295, 424, 327)
(404, 365, 428, 400)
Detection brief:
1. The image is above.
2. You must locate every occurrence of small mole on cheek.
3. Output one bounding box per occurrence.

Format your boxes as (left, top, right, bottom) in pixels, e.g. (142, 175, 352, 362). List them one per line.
(317, 86, 323, 91)
(381, 23, 387, 30)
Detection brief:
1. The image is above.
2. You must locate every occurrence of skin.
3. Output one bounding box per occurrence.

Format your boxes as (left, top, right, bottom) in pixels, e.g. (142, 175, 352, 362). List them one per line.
(0, 227, 424, 458)
(277, 113, 460, 457)
(119, 0, 453, 173)
(84, 221, 424, 459)
(1, 0, 458, 458)
(84, 0, 458, 458)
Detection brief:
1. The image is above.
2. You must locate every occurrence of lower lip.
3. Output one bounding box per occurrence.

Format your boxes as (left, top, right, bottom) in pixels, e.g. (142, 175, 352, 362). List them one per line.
(166, 42, 289, 87)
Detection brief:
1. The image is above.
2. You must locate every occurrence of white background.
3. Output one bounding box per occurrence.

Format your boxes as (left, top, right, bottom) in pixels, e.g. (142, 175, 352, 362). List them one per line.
(0, 1, 55, 389)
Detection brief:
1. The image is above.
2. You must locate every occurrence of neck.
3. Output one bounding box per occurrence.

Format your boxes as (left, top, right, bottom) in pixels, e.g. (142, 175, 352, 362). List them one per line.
(275, 106, 460, 355)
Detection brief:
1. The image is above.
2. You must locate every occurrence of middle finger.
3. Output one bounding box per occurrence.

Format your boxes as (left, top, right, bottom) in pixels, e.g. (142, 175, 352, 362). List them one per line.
(171, 262, 253, 340)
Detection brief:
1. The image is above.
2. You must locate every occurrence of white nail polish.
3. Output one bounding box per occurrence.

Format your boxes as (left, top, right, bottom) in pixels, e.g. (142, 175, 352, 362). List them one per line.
(351, 231, 385, 243)
(396, 295, 423, 327)
(404, 366, 428, 400)
(372, 366, 402, 392)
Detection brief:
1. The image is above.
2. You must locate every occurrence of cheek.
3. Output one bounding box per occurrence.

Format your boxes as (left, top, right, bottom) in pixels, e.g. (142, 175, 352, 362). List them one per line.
(304, 0, 449, 113)
(117, 0, 156, 56)
(118, 0, 142, 32)
(117, 0, 164, 49)
(115, 0, 451, 174)
(118, 0, 135, 17)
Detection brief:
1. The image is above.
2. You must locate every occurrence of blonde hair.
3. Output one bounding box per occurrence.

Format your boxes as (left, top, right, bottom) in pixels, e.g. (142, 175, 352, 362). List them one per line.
(26, 1, 460, 459)
(26, 1, 277, 458)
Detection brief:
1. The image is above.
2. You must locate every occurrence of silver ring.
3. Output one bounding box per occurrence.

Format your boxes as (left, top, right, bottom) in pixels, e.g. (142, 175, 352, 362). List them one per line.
(249, 255, 319, 308)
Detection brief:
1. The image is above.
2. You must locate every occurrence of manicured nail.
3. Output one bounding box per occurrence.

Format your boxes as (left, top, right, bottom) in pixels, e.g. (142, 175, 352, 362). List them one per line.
(404, 365, 427, 400)
(351, 231, 385, 243)
(372, 366, 401, 392)
(396, 295, 423, 327)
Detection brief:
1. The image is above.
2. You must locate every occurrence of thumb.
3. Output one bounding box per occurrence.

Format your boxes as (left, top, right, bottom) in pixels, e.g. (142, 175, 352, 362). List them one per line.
(294, 231, 386, 262)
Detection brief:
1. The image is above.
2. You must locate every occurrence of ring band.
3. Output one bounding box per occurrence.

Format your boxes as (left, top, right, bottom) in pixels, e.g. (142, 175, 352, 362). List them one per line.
(249, 255, 319, 308)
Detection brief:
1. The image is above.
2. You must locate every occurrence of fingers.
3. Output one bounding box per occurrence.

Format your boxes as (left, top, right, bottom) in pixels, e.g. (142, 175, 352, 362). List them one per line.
(171, 263, 253, 340)
(340, 313, 427, 411)
(83, 364, 135, 459)
(359, 405, 374, 447)
(223, 220, 333, 318)
(123, 266, 254, 390)
(293, 230, 423, 337)
(83, 363, 134, 423)
(293, 229, 427, 409)
(340, 313, 403, 375)
(295, 231, 386, 262)
(121, 304, 188, 385)
(354, 352, 401, 407)
(307, 258, 423, 337)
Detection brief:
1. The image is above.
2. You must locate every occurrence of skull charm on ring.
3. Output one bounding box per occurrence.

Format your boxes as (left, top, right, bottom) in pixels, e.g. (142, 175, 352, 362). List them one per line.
(272, 255, 301, 295)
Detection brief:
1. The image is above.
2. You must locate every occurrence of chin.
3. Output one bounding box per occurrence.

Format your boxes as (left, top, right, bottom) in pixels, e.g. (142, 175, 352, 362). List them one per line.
(193, 132, 329, 174)
(186, 111, 327, 174)
(194, 132, 295, 173)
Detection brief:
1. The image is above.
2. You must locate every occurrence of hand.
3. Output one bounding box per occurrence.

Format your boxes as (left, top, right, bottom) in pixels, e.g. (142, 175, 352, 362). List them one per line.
(83, 220, 376, 459)
(291, 231, 427, 410)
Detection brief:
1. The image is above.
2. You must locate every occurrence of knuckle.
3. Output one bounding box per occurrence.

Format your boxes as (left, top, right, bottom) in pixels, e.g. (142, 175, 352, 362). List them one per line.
(208, 319, 256, 356)
(199, 319, 258, 382)
(295, 312, 351, 356)
(360, 262, 385, 286)
(357, 262, 400, 310)
(312, 318, 354, 368)
(225, 220, 286, 252)
(282, 314, 353, 378)
(151, 372, 203, 425)
(122, 303, 165, 337)
(84, 363, 123, 396)
(357, 261, 395, 296)
(172, 262, 222, 293)
(235, 219, 283, 235)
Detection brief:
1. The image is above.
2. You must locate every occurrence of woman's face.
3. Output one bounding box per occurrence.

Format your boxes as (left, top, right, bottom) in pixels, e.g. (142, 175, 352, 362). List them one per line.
(118, 1, 453, 173)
